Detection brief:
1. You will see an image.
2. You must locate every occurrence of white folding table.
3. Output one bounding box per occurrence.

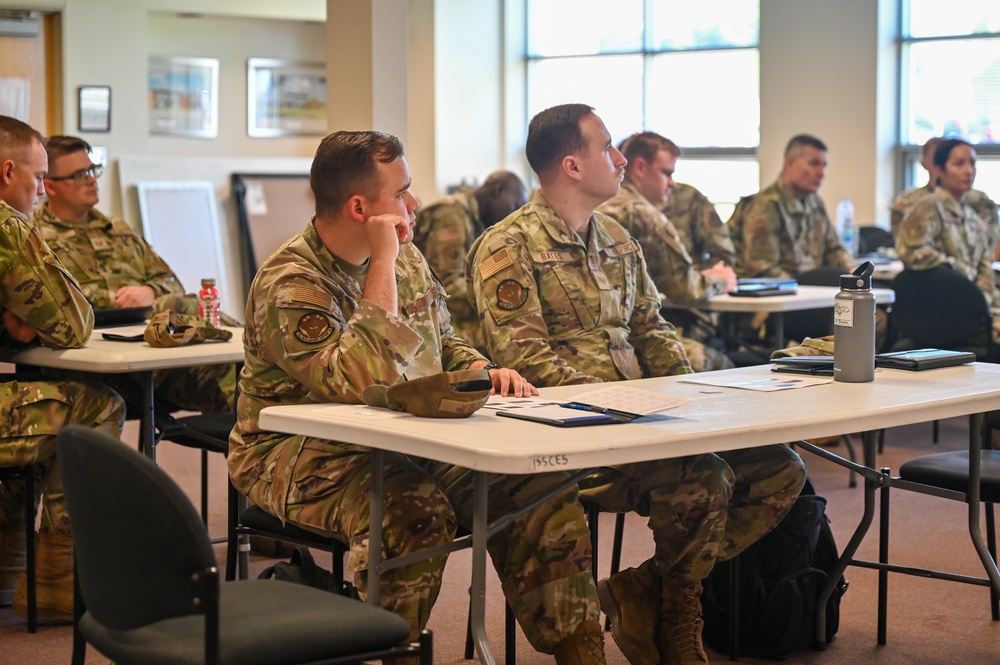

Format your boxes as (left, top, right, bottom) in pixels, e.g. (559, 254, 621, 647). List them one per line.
(260, 363, 1000, 664)
(7, 326, 243, 459)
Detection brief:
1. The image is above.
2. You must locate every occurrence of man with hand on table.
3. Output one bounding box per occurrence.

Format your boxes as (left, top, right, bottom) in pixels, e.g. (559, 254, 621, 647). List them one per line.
(0, 116, 125, 622)
(467, 104, 805, 665)
(229, 130, 607, 665)
(32, 135, 235, 413)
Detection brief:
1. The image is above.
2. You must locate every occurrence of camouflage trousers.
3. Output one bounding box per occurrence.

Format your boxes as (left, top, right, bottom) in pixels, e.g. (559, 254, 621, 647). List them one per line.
(681, 336, 735, 373)
(248, 439, 598, 653)
(0, 379, 125, 537)
(579, 444, 805, 585)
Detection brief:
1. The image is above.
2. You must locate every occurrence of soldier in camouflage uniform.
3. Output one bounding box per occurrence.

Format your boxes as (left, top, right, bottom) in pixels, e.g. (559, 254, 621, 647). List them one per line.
(0, 116, 125, 621)
(891, 136, 998, 257)
(33, 136, 235, 413)
(411, 171, 527, 354)
(731, 134, 852, 279)
(597, 133, 736, 372)
(897, 138, 1000, 342)
(229, 130, 605, 665)
(467, 105, 805, 665)
(660, 182, 735, 270)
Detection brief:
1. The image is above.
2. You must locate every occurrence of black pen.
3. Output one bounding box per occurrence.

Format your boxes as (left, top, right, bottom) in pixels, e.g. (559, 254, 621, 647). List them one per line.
(562, 402, 638, 421)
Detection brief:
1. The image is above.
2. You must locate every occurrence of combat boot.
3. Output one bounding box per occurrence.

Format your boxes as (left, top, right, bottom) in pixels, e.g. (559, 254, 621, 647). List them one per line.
(596, 557, 660, 665)
(554, 619, 607, 665)
(12, 530, 73, 623)
(0, 514, 27, 606)
(659, 581, 708, 665)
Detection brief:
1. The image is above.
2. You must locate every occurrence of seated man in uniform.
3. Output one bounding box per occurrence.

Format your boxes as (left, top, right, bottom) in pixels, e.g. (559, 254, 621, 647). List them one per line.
(229, 130, 608, 665)
(598, 132, 736, 371)
(33, 135, 235, 413)
(0, 116, 125, 622)
(731, 134, 852, 279)
(467, 104, 806, 665)
(412, 170, 527, 353)
(660, 180, 735, 270)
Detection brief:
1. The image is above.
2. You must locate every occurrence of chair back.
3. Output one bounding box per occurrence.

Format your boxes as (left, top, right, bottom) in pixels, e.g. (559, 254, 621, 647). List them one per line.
(891, 266, 992, 351)
(57, 426, 217, 631)
(779, 265, 849, 341)
(858, 227, 895, 255)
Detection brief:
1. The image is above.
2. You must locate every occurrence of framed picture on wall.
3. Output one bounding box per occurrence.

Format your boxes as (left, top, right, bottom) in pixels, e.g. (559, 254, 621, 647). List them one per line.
(148, 56, 219, 139)
(247, 58, 327, 137)
(78, 86, 111, 133)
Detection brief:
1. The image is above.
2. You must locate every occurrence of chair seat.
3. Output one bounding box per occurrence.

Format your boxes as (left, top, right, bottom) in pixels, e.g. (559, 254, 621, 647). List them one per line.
(899, 450, 1000, 502)
(160, 413, 236, 454)
(78, 578, 410, 665)
(240, 505, 334, 545)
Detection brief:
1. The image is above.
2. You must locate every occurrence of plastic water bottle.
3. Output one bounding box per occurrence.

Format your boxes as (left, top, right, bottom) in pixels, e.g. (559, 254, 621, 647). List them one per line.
(836, 198, 857, 257)
(198, 277, 221, 328)
(833, 261, 875, 383)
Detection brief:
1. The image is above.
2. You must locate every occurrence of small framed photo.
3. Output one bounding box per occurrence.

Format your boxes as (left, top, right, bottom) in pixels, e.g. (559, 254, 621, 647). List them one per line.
(78, 86, 111, 133)
(247, 58, 327, 137)
(148, 56, 219, 139)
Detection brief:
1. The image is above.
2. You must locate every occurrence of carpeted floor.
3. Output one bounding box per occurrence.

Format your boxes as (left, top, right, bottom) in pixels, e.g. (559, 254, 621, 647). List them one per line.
(2, 415, 998, 664)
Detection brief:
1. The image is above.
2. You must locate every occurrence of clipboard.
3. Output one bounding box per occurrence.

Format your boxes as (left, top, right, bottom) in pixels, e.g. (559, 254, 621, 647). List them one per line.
(495, 402, 637, 428)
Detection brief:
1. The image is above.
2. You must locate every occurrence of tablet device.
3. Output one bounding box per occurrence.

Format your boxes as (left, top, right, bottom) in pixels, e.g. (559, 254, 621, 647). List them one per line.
(94, 306, 152, 328)
(875, 348, 976, 371)
(729, 278, 798, 297)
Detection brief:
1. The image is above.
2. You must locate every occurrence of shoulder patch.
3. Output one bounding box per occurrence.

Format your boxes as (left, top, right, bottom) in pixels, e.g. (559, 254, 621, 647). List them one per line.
(287, 286, 335, 312)
(496, 279, 529, 310)
(478, 247, 513, 280)
(606, 240, 639, 257)
(294, 312, 334, 344)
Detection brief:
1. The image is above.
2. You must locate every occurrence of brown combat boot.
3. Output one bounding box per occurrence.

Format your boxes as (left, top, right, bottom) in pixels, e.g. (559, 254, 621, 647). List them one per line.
(12, 530, 74, 623)
(554, 619, 607, 665)
(0, 514, 27, 606)
(659, 581, 708, 665)
(596, 558, 660, 665)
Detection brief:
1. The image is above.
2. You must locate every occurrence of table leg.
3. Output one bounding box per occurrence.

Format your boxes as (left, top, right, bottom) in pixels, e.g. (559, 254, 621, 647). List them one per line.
(137, 371, 156, 461)
(368, 447, 384, 607)
(772, 312, 785, 349)
(966, 413, 1000, 594)
(471, 470, 497, 665)
(815, 429, 878, 646)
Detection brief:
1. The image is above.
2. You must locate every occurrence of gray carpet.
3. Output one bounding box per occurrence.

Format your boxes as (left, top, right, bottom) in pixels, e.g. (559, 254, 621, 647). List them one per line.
(2, 416, 998, 664)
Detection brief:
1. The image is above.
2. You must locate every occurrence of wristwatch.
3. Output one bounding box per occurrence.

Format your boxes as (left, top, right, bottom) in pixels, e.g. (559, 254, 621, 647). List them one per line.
(482, 362, 503, 371)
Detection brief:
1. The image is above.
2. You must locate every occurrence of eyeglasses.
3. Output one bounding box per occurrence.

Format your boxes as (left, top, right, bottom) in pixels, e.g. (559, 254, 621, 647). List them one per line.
(46, 164, 104, 184)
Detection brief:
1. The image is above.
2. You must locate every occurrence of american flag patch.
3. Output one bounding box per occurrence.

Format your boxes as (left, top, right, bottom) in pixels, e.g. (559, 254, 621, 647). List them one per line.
(289, 287, 334, 311)
(478, 248, 513, 280)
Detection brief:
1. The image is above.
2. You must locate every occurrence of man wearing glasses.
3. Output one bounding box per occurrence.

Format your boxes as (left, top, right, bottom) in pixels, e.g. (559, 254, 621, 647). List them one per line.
(32, 135, 235, 413)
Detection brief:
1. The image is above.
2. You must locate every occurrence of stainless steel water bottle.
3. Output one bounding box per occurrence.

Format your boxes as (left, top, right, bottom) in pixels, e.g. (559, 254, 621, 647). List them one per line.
(833, 261, 876, 383)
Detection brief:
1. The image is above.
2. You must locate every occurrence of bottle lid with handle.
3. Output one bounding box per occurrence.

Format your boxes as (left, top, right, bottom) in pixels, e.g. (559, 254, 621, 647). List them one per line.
(840, 261, 874, 290)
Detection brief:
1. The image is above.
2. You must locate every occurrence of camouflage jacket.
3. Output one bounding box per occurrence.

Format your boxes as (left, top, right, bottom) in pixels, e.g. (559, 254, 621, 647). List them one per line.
(660, 182, 736, 268)
(411, 190, 485, 351)
(1, 201, 93, 353)
(732, 180, 851, 278)
(229, 219, 485, 502)
(466, 190, 691, 388)
(891, 184, 998, 253)
(33, 202, 183, 308)
(896, 187, 998, 305)
(598, 179, 727, 305)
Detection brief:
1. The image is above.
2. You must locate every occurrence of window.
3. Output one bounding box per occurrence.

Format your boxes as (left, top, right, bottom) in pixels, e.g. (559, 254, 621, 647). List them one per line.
(525, 0, 760, 215)
(899, 1, 1000, 198)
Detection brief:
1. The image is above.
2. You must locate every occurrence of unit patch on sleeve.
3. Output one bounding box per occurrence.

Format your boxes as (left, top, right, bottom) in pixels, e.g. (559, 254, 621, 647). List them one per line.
(294, 312, 334, 344)
(496, 279, 529, 310)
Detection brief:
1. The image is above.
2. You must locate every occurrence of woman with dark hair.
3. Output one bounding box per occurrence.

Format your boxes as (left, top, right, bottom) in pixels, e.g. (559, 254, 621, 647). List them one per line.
(896, 138, 998, 313)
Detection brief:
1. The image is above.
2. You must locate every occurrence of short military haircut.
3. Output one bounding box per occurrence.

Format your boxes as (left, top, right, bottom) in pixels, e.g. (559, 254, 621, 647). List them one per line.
(619, 132, 680, 168)
(932, 138, 971, 170)
(525, 103, 594, 177)
(784, 134, 828, 159)
(45, 135, 93, 164)
(310, 130, 405, 217)
(475, 170, 528, 228)
(0, 115, 43, 162)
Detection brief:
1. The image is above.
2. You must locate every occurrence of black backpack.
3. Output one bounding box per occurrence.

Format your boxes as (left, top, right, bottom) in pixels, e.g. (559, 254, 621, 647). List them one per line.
(700, 479, 848, 660)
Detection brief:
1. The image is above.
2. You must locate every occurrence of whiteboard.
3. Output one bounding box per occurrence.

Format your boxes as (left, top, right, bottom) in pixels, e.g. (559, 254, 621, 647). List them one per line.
(136, 181, 232, 312)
